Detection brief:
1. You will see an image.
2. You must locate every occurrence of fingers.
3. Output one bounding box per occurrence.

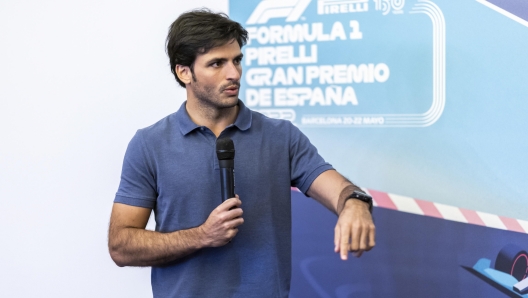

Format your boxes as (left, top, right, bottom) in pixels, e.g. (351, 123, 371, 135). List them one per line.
(225, 215, 244, 229)
(222, 215, 244, 244)
(224, 198, 244, 222)
(349, 224, 362, 252)
(339, 224, 351, 260)
(368, 225, 376, 250)
(337, 224, 363, 260)
(335, 219, 376, 260)
(353, 227, 366, 258)
(334, 225, 340, 253)
(204, 214, 244, 247)
(202, 195, 245, 247)
(218, 196, 242, 211)
(225, 227, 239, 240)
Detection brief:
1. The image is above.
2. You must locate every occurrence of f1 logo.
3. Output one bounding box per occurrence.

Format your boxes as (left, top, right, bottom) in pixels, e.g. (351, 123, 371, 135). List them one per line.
(246, 0, 311, 24)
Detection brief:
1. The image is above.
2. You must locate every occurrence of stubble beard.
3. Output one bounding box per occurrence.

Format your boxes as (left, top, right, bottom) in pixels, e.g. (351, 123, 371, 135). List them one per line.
(191, 80, 240, 110)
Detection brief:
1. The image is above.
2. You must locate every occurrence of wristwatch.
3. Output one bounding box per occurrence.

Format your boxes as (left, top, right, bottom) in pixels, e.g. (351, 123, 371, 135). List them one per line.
(345, 190, 373, 213)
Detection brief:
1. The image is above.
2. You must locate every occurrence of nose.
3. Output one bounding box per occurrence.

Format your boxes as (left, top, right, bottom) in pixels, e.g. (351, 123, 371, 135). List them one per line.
(225, 61, 241, 81)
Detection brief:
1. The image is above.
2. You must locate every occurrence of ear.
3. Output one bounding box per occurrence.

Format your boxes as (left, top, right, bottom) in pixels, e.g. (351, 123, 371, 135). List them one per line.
(175, 65, 192, 85)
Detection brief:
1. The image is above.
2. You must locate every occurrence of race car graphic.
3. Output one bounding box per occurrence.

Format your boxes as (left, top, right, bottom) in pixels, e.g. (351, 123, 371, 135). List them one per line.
(464, 244, 528, 297)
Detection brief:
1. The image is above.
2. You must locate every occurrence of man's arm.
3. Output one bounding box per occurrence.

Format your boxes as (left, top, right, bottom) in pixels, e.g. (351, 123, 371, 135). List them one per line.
(108, 197, 243, 267)
(306, 170, 375, 260)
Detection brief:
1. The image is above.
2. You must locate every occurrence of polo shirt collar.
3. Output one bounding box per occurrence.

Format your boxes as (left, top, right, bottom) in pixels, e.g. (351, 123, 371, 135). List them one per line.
(176, 100, 252, 135)
(232, 100, 252, 131)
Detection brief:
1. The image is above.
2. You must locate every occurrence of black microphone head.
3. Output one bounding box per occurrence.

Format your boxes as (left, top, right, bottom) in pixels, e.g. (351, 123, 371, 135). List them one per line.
(216, 138, 235, 160)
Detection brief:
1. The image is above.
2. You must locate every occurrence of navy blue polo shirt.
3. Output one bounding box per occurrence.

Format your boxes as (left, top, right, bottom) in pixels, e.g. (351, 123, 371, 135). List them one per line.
(115, 100, 333, 297)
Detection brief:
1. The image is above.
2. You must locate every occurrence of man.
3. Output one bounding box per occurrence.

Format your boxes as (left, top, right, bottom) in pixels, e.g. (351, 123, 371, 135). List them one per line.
(108, 9, 375, 297)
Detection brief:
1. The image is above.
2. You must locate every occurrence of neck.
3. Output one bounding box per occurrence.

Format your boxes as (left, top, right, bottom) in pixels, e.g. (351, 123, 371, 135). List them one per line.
(185, 99, 239, 137)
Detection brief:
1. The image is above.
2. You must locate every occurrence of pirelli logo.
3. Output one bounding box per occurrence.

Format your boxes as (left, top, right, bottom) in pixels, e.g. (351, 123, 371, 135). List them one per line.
(317, 0, 369, 15)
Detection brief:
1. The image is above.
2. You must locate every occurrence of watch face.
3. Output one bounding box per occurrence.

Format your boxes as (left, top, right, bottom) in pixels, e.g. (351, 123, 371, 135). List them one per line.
(353, 191, 372, 202)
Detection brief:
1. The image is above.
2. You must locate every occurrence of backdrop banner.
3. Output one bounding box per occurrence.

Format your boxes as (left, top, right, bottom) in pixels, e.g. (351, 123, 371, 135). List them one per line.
(229, 0, 528, 296)
(291, 190, 528, 298)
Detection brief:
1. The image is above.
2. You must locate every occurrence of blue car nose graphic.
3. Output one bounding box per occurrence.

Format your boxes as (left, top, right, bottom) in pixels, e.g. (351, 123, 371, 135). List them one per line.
(464, 244, 528, 297)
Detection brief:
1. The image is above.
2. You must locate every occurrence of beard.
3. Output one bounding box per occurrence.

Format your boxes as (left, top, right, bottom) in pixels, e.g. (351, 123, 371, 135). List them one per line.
(190, 78, 240, 110)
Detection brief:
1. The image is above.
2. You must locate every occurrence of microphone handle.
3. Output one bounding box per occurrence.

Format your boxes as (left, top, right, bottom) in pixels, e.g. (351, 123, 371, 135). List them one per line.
(219, 167, 235, 202)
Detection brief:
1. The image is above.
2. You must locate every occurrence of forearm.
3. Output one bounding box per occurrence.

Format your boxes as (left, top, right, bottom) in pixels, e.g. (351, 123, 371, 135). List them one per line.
(109, 226, 206, 267)
(307, 170, 364, 215)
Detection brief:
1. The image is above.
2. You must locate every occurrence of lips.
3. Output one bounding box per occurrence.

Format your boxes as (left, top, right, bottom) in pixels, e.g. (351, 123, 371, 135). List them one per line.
(222, 84, 239, 95)
(222, 83, 239, 90)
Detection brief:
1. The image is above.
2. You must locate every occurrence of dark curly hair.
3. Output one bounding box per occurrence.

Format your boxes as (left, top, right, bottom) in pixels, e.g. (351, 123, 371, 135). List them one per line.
(166, 9, 248, 87)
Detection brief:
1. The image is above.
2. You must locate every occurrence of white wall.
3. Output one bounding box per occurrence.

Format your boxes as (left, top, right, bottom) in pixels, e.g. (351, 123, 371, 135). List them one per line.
(0, 1, 226, 296)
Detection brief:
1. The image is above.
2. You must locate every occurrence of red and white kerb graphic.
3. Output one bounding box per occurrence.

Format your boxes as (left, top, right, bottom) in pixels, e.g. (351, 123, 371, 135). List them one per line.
(292, 188, 528, 234)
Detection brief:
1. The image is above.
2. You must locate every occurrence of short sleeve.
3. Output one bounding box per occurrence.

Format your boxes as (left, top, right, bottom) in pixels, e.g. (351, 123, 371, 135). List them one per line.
(289, 124, 334, 194)
(114, 130, 157, 209)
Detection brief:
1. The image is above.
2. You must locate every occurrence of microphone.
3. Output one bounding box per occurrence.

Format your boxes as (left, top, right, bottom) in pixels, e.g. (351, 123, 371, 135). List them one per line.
(216, 138, 235, 202)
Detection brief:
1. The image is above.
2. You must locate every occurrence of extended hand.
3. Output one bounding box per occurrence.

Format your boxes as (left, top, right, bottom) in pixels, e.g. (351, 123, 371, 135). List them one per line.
(200, 195, 244, 247)
(334, 199, 375, 260)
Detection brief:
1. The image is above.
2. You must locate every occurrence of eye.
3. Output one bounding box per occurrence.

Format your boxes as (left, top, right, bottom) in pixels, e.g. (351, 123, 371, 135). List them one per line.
(210, 61, 222, 67)
(234, 57, 243, 65)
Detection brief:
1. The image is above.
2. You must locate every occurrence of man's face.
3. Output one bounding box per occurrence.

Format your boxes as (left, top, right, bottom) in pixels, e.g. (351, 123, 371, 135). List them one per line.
(188, 40, 243, 109)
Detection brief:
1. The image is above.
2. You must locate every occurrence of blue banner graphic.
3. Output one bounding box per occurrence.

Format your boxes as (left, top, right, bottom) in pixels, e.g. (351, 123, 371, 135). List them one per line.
(231, 0, 445, 127)
(229, 0, 528, 295)
(291, 191, 528, 297)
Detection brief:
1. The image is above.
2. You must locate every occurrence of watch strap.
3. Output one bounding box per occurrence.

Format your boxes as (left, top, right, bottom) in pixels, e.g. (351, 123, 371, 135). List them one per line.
(345, 190, 373, 213)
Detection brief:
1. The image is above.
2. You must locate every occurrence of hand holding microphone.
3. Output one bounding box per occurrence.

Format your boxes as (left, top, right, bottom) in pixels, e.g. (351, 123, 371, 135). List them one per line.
(200, 195, 243, 247)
